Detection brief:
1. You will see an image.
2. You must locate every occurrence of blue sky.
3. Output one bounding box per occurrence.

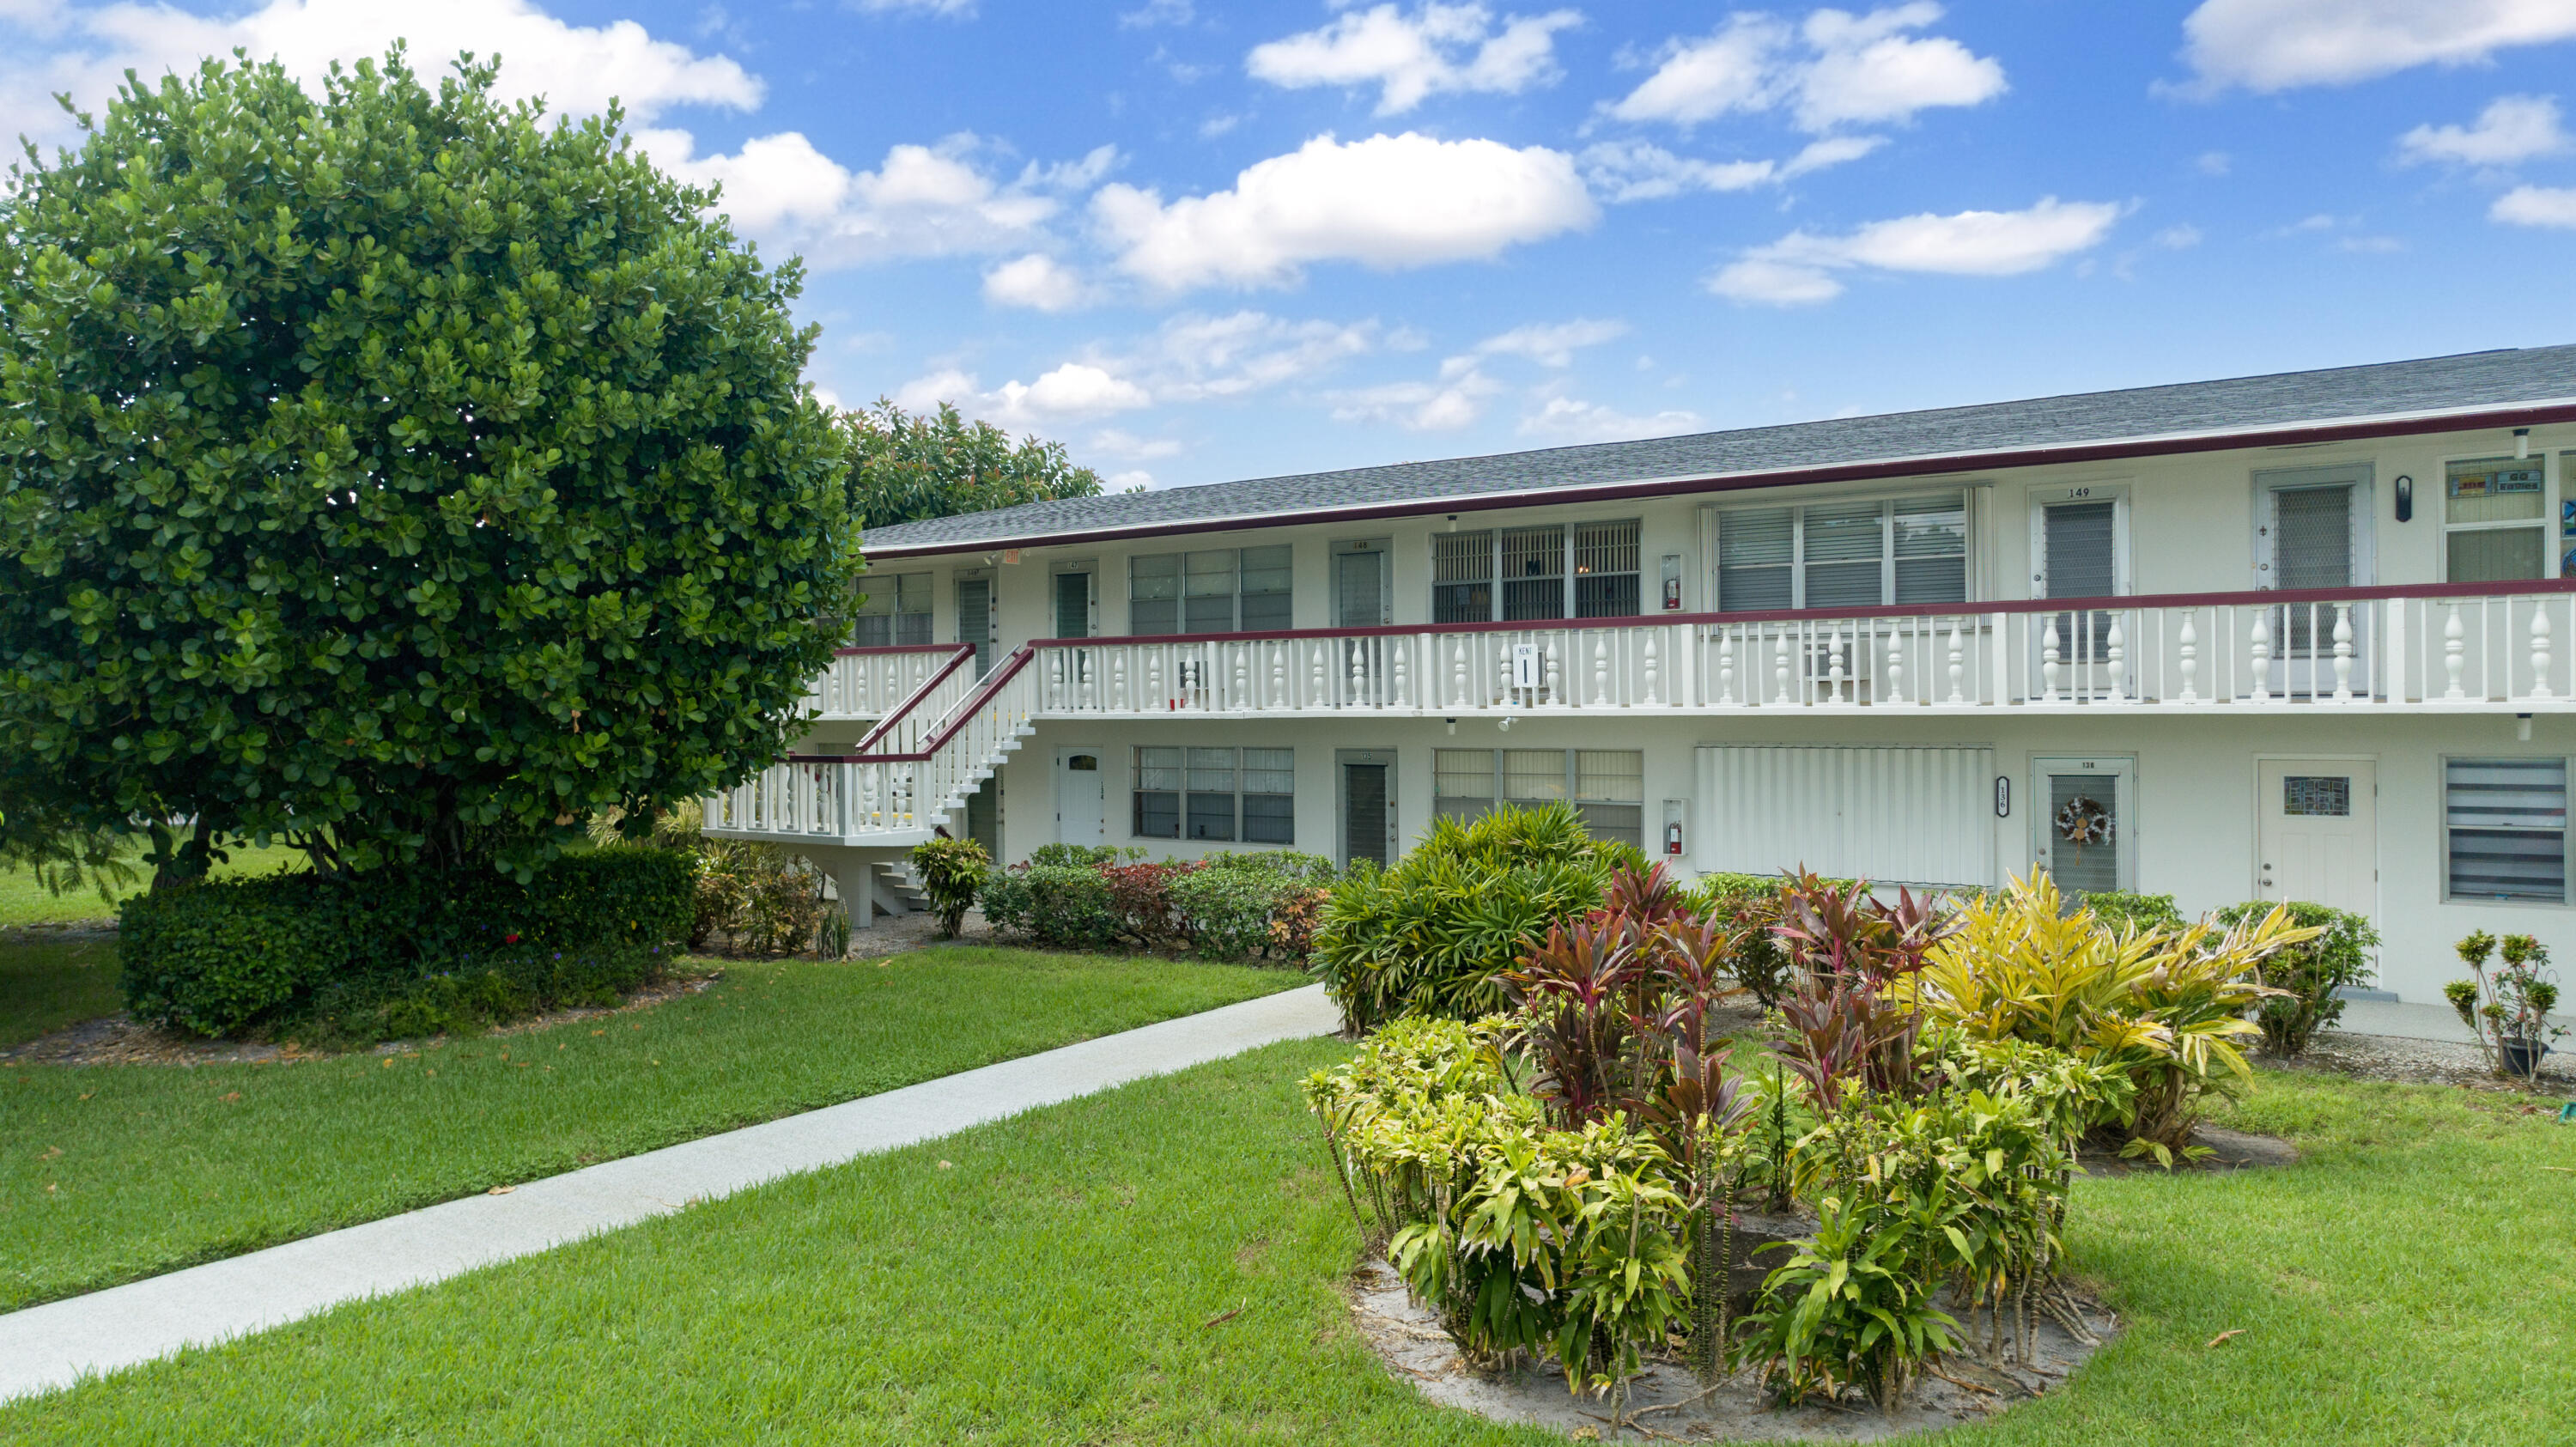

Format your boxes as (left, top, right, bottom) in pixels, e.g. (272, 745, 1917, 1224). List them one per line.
(10, 2, 2576, 489)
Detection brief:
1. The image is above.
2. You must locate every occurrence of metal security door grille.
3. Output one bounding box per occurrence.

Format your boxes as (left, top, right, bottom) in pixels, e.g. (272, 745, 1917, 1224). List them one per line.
(957, 576, 994, 675)
(2042, 501, 2117, 663)
(1054, 571, 1092, 639)
(1336, 550, 1386, 627)
(2274, 485, 2352, 652)
(1343, 763, 1388, 869)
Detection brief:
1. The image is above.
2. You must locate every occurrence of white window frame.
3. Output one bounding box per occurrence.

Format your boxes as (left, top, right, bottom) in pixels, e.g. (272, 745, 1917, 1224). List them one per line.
(2437, 450, 2558, 585)
(1709, 492, 1972, 613)
(1132, 745, 1296, 843)
(853, 571, 935, 648)
(2440, 753, 2572, 906)
(1128, 545, 1294, 636)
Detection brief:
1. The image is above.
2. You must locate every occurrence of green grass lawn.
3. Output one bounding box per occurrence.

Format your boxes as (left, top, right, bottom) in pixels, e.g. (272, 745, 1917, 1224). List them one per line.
(2, 1047, 2567, 1444)
(0, 938, 120, 1049)
(0, 844, 302, 929)
(0, 945, 1303, 1314)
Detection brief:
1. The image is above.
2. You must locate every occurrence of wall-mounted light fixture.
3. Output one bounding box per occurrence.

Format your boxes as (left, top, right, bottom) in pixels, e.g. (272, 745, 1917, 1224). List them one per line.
(2517, 428, 2532, 460)
(2394, 475, 2413, 523)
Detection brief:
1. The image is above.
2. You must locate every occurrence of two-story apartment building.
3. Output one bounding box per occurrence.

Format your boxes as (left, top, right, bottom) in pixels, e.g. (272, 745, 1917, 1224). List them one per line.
(708, 344, 2576, 1003)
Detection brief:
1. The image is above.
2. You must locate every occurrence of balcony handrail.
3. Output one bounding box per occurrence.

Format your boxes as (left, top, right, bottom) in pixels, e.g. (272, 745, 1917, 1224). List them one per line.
(799, 642, 1039, 763)
(1021, 578, 2576, 648)
(834, 642, 968, 658)
(851, 642, 980, 752)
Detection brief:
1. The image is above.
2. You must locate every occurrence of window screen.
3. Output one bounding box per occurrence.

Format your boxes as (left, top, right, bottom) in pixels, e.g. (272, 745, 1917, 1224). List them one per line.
(2446, 757, 2567, 902)
(1130, 547, 1294, 635)
(1428, 749, 1643, 848)
(1434, 749, 1496, 821)
(1432, 523, 1644, 622)
(1501, 526, 1565, 622)
(1134, 747, 1294, 844)
(1133, 747, 1182, 838)
(1573, 520, 1643, 617)
(1574, 751, 1645, 849)
(1716, 494, 1967, 612)
(2445, 457, 2547, 585)
(854, 572, 933, 647)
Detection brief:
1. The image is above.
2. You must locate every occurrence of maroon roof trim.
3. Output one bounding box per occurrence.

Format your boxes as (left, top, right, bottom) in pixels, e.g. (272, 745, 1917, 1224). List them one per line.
(860, 400, 2576, 561)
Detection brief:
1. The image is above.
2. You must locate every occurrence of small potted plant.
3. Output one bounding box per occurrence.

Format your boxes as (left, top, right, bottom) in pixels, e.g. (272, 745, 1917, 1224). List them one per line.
(2446, 931, 2566, 1085)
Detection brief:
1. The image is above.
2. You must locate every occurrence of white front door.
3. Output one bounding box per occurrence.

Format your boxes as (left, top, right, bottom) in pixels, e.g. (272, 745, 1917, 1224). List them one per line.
(1056, 750, 1106, 847)
(2257, 759, 2377, 912)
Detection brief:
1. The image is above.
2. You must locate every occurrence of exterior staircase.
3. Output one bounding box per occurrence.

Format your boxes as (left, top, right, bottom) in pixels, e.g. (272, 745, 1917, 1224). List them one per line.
(703, 641, 1041, 850)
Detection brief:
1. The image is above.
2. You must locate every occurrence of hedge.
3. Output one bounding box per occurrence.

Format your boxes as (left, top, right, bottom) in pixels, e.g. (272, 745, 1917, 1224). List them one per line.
(118, 850, 696, 1042)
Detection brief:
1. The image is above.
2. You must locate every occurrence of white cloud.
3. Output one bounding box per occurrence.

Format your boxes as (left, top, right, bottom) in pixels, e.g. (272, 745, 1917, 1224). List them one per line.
(1247, 3, 1581, 115)
(856, 0, 975, 15)
(982, 252, 1091, 311)
(1578, 133, 1886, 202)
(2196, 150, 2233, 175)
(1466, 318, 1627, 367)
(1134, 310, 1384, 399)
(1793, 3, 2007, 131)
(1518, 392, 1704, 442)
(1, 0, 759, 148)
(1090, 429, 1185, 461)
(2494, 184, 2576, 226)
(1606, 4, 2002, 133)
(2179, 0, 2576, 94)
(895, 362, 1152, 429)
(640, 131, 1109, 270)
(1326, 370, 1504, 429)
(1108, 469, 1159, 490)
(1709, 196, 2123, 305)
(1121, 0, 1194, 27)
(2398, 94, 2570, 166)
(2153, 222, 2204, 247)
(1094, 131, 1595, 290)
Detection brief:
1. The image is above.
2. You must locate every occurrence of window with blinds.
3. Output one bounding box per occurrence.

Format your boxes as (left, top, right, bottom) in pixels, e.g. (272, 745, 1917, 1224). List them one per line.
(853, 572, 933, 647)
(1430, 522, 1643, 623)
(2445, 757, 2567, 903)
(2444, 457, 2547, 584)
(1130, 545, 1292, 635)
(1432, 748, 1644, 848)
(1133, 747, 1294, 843)
(1715, 494, 1965, 612)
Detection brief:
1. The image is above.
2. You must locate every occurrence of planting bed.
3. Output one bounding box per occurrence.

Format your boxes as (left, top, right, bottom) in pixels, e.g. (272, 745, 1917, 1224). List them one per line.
(1348, 1257, 2118, 1441)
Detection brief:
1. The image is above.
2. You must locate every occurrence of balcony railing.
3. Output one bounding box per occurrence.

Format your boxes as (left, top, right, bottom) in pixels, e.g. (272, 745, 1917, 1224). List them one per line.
(1021, 581, 2576, 716)
(804, 644, 968, 720)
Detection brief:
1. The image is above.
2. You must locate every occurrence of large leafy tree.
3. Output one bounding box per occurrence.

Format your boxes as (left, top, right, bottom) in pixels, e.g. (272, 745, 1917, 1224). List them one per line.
(841, 398, 1104, 532)
(0, 50, 863, 882)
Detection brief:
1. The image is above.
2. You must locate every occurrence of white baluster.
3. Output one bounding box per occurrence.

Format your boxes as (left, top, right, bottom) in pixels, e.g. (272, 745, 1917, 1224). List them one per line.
(1546, 640, 1564, 706)
(2330, 604, 2354, 702)
(2105, 615, 2127, 702)
(1774, 630, 1793, 705)
(1451, 636, 1467, 708)
(1393, 639, 1410, 708)
(2177, 610, 2199, 703)
(1643, 630, 1661, 707)
(1233, 648, 1249, 710)
(1312, 641, 1328, 708)
(2041, 615, 2063, 704)
(2249, 610, 2271, 704)
(2532, 606, 2555, 701)
(1270, 646, 1285, 709)
(1591, 635, 1610, 705)
(1111, 648, 1126, 711)
(2444, 602, 2467, 700)
(1717, 630, 1737, 706)
(1886, 626, 1905, 706)
(1946, 621, 1965, 705)
(1349, 639, 1366, 708)
(1828, 624, 1849, 705)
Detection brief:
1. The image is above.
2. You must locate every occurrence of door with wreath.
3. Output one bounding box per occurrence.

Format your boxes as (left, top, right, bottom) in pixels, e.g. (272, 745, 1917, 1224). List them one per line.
(2032, 756, 2131, 895)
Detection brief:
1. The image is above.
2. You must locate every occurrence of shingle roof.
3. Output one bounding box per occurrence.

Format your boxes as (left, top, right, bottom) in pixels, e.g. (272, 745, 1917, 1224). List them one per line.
(861, 344, 2576, 556)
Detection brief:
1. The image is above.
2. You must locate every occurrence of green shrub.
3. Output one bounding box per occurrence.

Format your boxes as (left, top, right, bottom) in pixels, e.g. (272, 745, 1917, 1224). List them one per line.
(978, 864, 1121, 950)
(118, 851, 695, 1041)
(2083, 891, 2185, 934)
(688, 839, 827, 955)
(1311, 802, 1631, 1031)
(1197, 848, 1340, 885)
(2216, 900, 2379, 1056)
(908, 837, 991, 938)
(1026, 843, 1129, 869)
(1169, 869, 1297, 962)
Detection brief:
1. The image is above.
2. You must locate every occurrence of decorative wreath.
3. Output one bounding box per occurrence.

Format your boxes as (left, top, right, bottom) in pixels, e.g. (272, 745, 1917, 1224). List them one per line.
(2053, 796, 2114, 850)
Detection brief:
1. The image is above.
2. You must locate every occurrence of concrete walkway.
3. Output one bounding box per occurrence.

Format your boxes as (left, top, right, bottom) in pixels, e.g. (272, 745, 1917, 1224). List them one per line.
(0, 983, 1342, 1405)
